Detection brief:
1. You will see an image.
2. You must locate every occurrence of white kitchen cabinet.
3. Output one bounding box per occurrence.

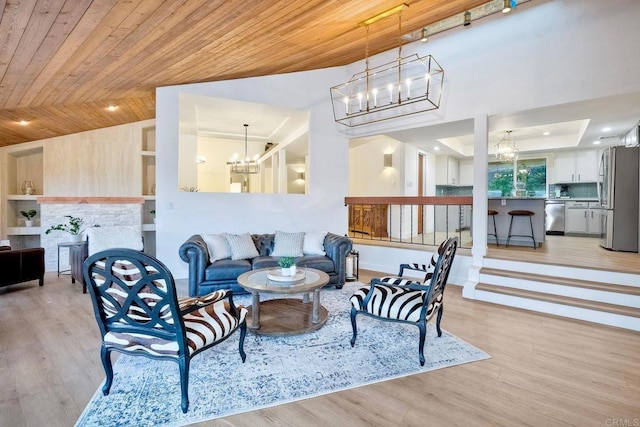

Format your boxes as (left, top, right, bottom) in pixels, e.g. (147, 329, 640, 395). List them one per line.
(565, 202, 588, 234)
(565, 201, 602, 235)
(575, 150, 599, 182)
(436, 156, 459, 186)
(554, 150, 598, 183)
(458, 159, 474, 186)
(588, 202, 602, 235)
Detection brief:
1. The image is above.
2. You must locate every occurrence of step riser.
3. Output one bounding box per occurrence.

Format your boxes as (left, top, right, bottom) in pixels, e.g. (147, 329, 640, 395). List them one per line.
(483, 258, 640, 287)
(478, 274, 640, 309)
(475, 290, 640, 332)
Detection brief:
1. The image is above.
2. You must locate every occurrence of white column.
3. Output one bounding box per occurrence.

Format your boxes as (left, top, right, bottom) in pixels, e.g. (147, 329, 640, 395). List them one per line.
(472, 114, 489, 262)
(464, 114, 489, 299)
(277, 150, 287, 194)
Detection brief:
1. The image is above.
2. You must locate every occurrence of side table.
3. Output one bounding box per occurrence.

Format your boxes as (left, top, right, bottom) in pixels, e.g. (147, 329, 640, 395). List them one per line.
(57, 241, 85, 276)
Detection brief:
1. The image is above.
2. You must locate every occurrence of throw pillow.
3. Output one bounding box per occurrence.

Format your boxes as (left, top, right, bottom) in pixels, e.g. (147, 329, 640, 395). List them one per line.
(271, 231, 304, 257)
(303, 231, 327, 255)
(225, 233, 259, 260)
(201, 233, 231, 262)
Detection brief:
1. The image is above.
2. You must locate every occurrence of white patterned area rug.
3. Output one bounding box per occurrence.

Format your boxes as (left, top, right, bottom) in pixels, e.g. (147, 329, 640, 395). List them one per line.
(76, 282, 490, 427)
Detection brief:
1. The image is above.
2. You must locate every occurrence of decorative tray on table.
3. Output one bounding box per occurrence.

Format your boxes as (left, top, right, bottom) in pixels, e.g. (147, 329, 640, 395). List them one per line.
(267, 269, 306, 283)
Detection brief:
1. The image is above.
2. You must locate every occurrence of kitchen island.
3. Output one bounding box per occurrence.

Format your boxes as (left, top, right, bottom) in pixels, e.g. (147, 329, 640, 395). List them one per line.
(488, 197, 546, 247)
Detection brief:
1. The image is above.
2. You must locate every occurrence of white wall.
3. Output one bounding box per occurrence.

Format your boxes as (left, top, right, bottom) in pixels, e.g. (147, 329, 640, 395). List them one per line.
(339, 0, 640, 139)
(156, 67, 350, 274)
(341, 0, 640, 275)
(348, 135, 405, 197)
(155, 0, 640, 277)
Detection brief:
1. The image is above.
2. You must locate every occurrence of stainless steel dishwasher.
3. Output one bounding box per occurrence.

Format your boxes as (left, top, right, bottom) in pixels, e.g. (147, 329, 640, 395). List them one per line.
(545, 200, 565, 235)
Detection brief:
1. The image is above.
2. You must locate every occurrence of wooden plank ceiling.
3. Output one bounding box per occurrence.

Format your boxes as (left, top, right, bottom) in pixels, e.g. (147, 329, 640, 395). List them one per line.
(0, 0, 488, 147)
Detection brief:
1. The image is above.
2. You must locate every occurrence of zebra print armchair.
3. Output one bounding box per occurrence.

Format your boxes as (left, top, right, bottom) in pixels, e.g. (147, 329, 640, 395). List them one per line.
(349, 237, 458, 366)
(83, 249, 247, 413)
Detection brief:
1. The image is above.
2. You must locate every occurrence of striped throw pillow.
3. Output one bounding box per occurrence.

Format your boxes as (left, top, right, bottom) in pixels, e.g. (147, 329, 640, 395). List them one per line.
(225, 233, 259, 260)
(271, 231, 304, 257)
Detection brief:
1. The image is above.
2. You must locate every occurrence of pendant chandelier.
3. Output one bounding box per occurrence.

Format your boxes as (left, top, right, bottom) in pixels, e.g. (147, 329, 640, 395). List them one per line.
(495, 130, 518, 162)
(330, 4, 444, 127)
(228, 124, 260, 175)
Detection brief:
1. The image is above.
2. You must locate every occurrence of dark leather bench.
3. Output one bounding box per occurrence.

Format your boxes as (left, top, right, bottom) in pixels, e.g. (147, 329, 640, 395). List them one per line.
(0, 246, 45, 289)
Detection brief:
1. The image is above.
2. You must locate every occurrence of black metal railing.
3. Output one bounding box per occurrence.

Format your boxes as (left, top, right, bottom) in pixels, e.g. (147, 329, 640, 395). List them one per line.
(345, 196, 473, 249)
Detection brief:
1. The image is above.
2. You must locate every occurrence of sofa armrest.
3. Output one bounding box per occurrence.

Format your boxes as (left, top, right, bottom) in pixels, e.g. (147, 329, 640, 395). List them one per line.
(19, 247, 45, 286)
(178, 235, 211, 297)
(323, 233, 353, 285)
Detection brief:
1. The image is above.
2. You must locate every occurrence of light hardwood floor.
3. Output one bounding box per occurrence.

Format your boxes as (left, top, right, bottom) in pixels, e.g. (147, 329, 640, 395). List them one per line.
(1, 270, 639, 427)
(488, 234, 640, 275)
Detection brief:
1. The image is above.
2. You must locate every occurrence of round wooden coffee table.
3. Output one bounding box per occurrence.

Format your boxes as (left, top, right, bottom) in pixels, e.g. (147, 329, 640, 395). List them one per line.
(237, 267, 330, 336)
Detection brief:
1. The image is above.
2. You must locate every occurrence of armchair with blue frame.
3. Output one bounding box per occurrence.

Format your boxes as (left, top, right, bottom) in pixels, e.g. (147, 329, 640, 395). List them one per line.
(349, 237, 458, 366)
(83, 248, 247, 413)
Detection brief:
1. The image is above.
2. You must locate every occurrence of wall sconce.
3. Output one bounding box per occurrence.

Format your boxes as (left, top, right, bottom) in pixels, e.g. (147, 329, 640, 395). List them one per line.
(420, 27, 428, 42)
(298, 171, 305, 180)
(384, 154, 393, 168)
(196, 155, 206, 164)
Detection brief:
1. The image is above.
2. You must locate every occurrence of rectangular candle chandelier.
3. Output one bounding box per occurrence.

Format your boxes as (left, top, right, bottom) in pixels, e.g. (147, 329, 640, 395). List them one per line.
(330, 4, 444, 127)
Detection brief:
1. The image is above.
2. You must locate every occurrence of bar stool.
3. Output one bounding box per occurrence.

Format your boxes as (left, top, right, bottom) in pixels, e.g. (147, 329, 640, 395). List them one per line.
(488, 210, 499, 246)
(506, 210, 536, 249)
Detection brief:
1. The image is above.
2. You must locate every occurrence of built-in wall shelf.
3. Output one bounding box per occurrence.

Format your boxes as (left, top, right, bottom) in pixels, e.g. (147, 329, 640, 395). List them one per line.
(7, 195, 39, 201)
(7, 226, 41, 235)
(143, 195, 156, 201)
(141, 151, 156, 157)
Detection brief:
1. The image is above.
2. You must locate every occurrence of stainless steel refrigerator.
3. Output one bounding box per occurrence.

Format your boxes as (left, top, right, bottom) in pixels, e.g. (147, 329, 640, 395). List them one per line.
(599, 146, 639, 251)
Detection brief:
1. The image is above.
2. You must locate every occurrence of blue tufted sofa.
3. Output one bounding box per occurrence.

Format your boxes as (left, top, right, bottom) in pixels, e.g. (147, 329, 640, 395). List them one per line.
(179, 233, 353, 297)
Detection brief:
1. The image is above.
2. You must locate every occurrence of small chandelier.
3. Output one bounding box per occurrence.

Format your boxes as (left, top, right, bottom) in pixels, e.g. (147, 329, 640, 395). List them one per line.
(495, 130, 518, 162)
(228, 124, 260, 175)
(330, 4, 444, 127)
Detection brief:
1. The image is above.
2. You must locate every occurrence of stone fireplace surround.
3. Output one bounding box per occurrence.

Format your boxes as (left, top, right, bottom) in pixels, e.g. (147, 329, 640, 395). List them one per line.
(38, 197, 143, 272)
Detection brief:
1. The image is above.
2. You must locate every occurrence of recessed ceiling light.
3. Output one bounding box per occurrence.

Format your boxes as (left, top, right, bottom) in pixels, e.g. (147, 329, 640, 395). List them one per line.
(602, 126, 611, 132)
(18, 120, 29, 125)
(543, 131, 550, 136)
(106, 105, 117, 111)
(593, 140, 601, 145)
(433, 146, 440, 151)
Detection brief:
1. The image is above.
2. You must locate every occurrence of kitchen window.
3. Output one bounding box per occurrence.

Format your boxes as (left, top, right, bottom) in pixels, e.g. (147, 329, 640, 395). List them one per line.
(488, 158, 547, 197)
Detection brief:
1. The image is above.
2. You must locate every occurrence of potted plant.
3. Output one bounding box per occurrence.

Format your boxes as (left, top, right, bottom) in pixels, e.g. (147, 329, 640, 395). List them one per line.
(278, 256, 296, 276)
(45, 215, 97, 243)
(20, 209, 37, 227)
(150, 209, 156, 223)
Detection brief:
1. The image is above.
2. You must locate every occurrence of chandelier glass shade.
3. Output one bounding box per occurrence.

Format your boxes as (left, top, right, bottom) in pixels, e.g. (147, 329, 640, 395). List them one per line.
(495, 130, 518, 162)
(228, 124, 260, 175)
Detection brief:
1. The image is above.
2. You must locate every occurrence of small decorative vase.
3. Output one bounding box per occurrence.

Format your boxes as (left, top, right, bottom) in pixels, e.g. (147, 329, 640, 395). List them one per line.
(21, 180, 35, 195)
(25, 220, 34, 227)
(281, 267, 291, 277)
(290, 265, 297, 276)
(69, 234, 82, 243)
